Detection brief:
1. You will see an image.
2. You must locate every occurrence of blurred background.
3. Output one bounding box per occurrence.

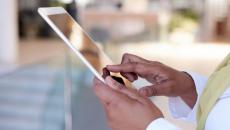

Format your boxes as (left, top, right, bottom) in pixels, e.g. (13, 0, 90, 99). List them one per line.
(0, 0, 230, 130)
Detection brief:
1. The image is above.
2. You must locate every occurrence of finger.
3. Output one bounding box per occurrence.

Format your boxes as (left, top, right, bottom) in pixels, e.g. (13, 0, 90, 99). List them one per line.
(93, 77, 118, 103)
(105, 76, 125, 90)
(120, 54, 145, 81)
(122, 54, 164, 69)
(102, 67, 110, 79)
(105, 76, 144, 102)
(107, 62, 152, 75)
(138, 85, 157, 97)
(93, 77, 130, 104)
(122, 53, 149, 64)
(138, 81, 173, 97)
(120, 72, 138, 82)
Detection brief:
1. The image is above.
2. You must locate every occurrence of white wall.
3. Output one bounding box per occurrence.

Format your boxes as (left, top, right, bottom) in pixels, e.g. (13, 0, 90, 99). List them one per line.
(123, 0, 149, 13)
(0, 0, 18, 63)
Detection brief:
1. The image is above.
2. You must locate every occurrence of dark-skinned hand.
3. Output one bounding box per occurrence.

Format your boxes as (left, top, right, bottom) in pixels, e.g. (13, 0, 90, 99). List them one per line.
(106, 53, 197, 108)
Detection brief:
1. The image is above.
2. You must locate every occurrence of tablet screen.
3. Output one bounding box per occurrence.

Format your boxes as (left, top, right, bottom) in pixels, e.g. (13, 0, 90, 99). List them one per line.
(48, 13, 112, 75)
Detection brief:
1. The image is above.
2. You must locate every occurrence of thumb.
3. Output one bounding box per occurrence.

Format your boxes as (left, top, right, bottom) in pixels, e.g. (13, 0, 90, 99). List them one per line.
(105, 76, 143, 102)
(93, 77, 130, 105)
(138, 81, 173, 97)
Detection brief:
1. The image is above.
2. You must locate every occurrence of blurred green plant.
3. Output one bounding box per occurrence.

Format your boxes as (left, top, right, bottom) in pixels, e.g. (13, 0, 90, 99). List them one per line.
(49, 0, 67, 7)
(169, 9, 199, 33)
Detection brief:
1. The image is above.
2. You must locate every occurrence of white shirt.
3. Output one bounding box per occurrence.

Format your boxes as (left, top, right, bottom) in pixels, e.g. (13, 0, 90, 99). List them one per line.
(146, 72, 230, 130)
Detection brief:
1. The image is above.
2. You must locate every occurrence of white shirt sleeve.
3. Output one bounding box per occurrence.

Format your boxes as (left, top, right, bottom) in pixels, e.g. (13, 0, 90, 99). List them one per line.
(146, 72, 208, 130)
(146, 87, 230, 130)
(146, 118, 182, 130)
(168, 72, 208, 123)
(146, 72, 230, 130)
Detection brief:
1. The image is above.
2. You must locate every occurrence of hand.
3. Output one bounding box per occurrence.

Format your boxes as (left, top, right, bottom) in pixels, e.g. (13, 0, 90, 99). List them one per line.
(93, 76, 163, 130)
(106, 53, 197, 108)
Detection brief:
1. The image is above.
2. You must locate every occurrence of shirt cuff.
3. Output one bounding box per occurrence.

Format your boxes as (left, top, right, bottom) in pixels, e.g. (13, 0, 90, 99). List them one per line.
(187, 72, 208, 97)
(168, 72, 208, 122)
(146, 118, 181, 130)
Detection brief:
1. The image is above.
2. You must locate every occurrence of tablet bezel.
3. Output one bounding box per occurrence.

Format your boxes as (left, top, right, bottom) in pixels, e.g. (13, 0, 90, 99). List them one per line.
(38, 7, 105, 82)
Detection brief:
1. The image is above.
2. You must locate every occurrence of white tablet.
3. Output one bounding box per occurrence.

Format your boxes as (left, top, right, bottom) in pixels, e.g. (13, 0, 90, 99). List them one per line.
(38, 7, 125, 84)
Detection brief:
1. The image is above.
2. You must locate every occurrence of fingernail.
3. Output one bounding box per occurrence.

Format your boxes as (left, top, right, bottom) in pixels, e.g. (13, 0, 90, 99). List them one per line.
(105, 76, 119, 90)
(129, 76, 135, 82)
(105, 76, 113, 85)
(105, 76, 112, 81)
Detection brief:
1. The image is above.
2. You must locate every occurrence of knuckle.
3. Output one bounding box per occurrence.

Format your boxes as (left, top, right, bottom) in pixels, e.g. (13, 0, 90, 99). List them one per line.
(133, 63, 145, 73)
(122, 53, 130, 61)
(152, 87, 158, 95)
(151, 61, 162, 65)
(123, 53, 131, 58)
(131, 62, 139, 71)
(152, 65, 162, 73)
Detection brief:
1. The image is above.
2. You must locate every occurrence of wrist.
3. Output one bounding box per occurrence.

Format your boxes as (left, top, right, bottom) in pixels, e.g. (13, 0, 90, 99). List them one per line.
(180, 72, 197, 108)
(145, 116, 164, 130)
(144, 109, 164, 130)
(146, 118, 180, 130)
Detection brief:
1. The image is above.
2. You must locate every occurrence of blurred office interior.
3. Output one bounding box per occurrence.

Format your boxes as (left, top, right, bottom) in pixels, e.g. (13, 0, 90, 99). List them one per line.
(0, 0, 230, 130)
